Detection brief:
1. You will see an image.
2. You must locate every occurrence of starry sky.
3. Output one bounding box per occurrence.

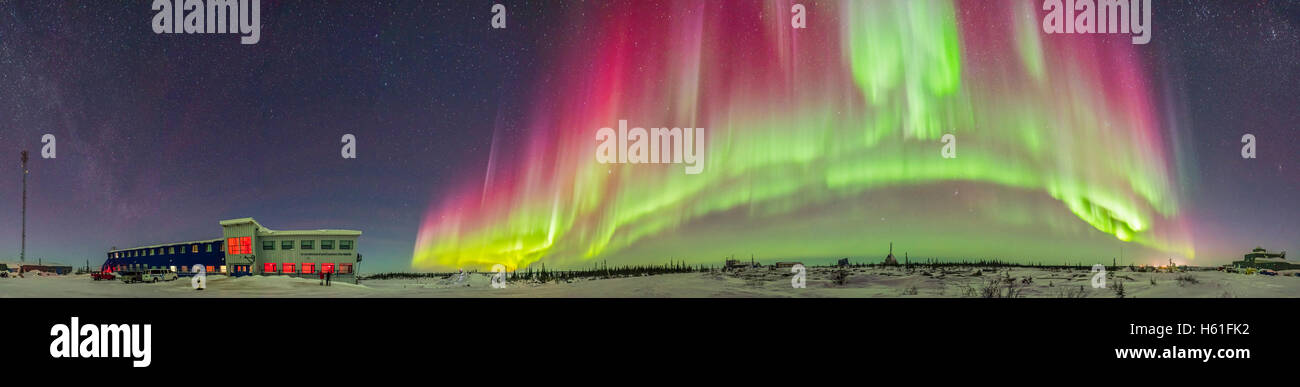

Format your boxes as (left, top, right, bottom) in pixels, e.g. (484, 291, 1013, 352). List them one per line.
(0, 1, 1296, 273)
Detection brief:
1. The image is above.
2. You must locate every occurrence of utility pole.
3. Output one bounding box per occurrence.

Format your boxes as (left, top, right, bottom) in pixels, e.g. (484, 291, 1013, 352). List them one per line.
(20, 150, 28, 264)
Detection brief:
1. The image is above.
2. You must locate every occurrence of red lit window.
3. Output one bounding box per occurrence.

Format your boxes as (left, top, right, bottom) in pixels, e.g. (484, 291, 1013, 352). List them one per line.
(206, 265, 216, 273)
(264, 263, 276, 273)
(226, 237, 251, 254)
(282, 263, 296, 273)
(322, 263, 335, 274)
(338, 264, 353, 274)
(302, 263, 315, 274)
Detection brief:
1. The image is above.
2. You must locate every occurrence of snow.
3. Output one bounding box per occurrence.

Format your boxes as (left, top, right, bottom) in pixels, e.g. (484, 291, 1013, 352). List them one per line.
(1, 268, 1299, 297)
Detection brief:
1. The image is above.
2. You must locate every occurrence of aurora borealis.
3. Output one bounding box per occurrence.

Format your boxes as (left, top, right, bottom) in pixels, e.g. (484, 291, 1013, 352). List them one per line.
(411, 0, 1198, 271)
(0, 1, 1295, 273)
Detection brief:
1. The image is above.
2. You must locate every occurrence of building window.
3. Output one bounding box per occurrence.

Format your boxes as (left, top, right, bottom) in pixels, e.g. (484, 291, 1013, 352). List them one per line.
(227, 237, 251, 254)
(207, 244, 213, 252)
(179, 246, 185, 254)
(191, 244, 198, 253)
(339, 240, 353, 250)
(281, 240, 294, 250)
(181, 266, 188, 273)
(301, 240, 314, 250)
(283, 263, 296, 273)
(302, 263, 316, 274)
(263, 262, 276, 273)
(263, 240, 275, 250)
(219, 265, 227, 273)
(207, 265, 216, 273)
(338, 263, 353, 274)
(322, 263, 335, 273)
(321, 240, 334, 250)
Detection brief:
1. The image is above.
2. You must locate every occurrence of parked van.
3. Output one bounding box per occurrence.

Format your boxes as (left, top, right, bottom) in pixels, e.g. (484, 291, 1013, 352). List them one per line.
(142, 269, 179, 283)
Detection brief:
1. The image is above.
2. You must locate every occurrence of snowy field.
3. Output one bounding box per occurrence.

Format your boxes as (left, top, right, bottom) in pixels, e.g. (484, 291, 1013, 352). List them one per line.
(2, 267, 1299, 297)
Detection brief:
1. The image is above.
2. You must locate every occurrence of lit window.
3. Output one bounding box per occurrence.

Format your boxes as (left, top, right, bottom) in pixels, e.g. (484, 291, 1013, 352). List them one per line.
(181, 266, 188, 272)
(263, 240, 275, 250)
(283, 263, 296, 273)
(302, 263, 316, 274)
(321, 240, 334, 250)
(227, 237, 251, 254)
(338, 263, 353, 274)
(169, 266, 176, 272)
(192, 244, 198, 253)
(206, 265, 216, 273)
(322, 263, 335, 273)
(281, 240, 294, 250)
(220, 265, 227, 273)
(263, 262, 276, 273)
(339, 240, 353, 250)
(207, 244, 213, 252)
(301, 240, 314, 250)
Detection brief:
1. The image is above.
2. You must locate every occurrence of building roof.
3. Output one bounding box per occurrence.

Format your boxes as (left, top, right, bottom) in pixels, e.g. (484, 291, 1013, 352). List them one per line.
(219, 217, 266, 228)
(109, 238, 223, 253)
(222, 218, 361, 237)
(260, 229, 362, 237)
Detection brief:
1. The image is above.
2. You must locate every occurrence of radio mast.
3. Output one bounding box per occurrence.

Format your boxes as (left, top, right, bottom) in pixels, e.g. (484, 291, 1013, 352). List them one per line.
(20, 150, 28, 263)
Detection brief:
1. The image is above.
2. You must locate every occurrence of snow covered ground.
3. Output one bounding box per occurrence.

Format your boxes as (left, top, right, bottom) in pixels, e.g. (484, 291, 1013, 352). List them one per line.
(1, 267, 1299, 297)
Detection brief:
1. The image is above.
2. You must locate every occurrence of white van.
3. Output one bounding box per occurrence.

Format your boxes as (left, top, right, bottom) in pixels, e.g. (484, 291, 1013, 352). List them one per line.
(142, 269, 179, 283)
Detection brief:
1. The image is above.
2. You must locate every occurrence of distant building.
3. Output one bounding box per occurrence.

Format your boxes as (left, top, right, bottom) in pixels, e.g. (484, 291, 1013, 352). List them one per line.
(774, 262, 803, 269)
(837, 258, 850, 267)
(1232, 247, 1296, 270)
(20, 264, 73, 275)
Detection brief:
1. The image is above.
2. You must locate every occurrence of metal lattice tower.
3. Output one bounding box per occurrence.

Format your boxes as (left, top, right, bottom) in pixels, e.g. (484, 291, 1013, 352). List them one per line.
(20, 150, 28, 264)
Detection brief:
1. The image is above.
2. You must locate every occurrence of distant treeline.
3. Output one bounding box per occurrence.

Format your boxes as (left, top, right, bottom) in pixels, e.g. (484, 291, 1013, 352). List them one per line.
(359, 260, 706, 282)
(359, 272, 458, 280)
(508, 260, 703, 282)
(358, 258, 1150, 282)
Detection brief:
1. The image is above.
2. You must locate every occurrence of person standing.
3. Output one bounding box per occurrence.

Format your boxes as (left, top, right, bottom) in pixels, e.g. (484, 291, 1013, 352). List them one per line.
(326, 271, 332, 286)
(319, 270, 324, 286)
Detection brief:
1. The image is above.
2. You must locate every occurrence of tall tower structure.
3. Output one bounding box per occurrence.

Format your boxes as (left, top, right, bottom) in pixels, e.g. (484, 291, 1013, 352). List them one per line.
(20, 150, 28, 263)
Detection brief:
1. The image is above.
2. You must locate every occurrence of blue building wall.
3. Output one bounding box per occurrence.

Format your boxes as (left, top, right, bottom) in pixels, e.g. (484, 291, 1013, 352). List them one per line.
(103, 240, 226, 276)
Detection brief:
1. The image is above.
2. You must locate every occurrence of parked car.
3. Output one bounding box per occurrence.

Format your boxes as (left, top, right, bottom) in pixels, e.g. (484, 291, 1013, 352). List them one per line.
(117, 271, 143, 284)
(92, 271, 116, 281)
(142, 269, 179, 283)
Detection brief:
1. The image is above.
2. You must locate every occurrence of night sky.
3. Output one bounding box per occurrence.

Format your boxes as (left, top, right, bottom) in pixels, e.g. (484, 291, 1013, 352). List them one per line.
(0, 1, 1296, 273)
